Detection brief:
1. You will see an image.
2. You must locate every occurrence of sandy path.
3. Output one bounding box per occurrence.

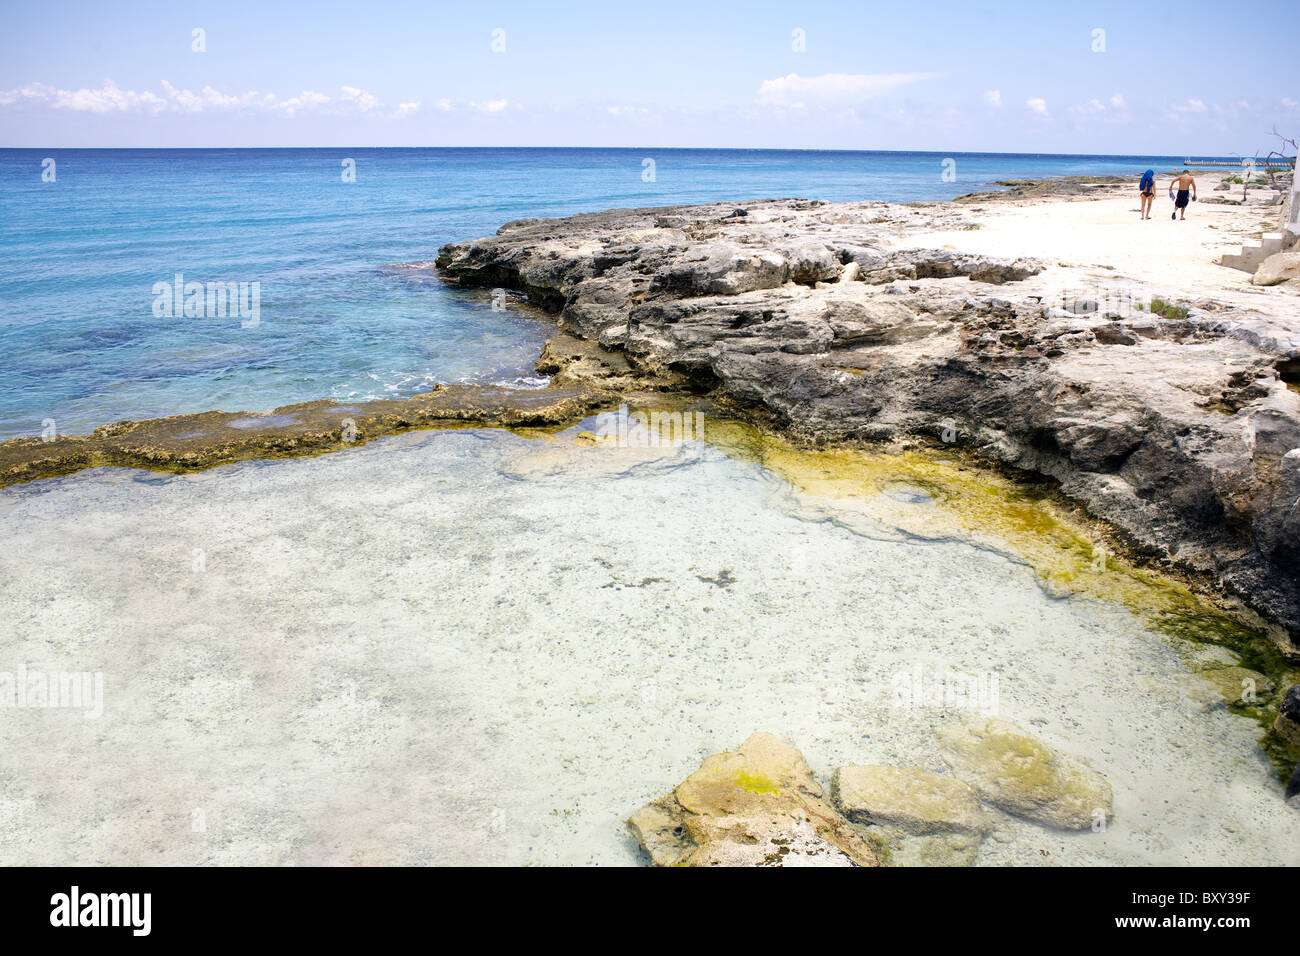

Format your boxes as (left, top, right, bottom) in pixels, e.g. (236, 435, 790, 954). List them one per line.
(900, 174, 1296, 315)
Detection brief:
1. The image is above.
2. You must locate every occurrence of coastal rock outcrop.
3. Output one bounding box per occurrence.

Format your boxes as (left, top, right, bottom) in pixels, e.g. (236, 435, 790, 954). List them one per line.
(626, 732, 880, 867)
(936, 717, 1114, 830)
(435, 198, 1300, 645)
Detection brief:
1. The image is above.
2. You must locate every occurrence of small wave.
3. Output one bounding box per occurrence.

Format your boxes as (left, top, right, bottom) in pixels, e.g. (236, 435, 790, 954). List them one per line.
(491, 375, 551, 390)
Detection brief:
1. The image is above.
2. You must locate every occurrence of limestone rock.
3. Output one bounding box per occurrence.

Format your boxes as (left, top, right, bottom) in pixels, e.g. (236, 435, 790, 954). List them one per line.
(877, 829, 984, 867)
(1252, 251, 1300, 286)
(832, 765, 992, 835)
(938, 717, 1113, 830)
(432, 197, 1300, 640)
(1194, 665, 1275, 707)
(626, 732, 880, 867)
(1275, 684, 1300, 747)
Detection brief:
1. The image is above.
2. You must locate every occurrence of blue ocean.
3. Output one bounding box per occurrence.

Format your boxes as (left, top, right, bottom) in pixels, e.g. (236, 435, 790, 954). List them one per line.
(0, 147, 1209, 439)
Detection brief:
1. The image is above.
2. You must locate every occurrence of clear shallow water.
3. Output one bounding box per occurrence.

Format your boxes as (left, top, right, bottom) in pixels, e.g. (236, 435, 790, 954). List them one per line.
(0, 425, 1293, 866)
(0, 147, 1213, 440)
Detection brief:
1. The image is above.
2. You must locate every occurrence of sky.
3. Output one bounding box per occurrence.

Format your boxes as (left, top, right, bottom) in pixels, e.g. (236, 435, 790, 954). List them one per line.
(1, 0, 1296, 154)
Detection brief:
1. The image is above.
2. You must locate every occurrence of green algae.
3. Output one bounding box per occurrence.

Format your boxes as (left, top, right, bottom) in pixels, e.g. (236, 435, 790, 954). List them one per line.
(690, 416, 1300, 782)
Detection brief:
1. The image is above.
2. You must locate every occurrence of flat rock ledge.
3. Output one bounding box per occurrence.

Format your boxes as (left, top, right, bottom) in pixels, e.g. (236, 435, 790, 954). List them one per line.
(434, 198, 1300, 647)
(0, 384, 605, 488)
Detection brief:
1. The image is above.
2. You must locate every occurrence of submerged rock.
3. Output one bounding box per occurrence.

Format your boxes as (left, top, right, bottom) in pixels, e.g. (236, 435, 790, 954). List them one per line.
(626, 732, 879, 867)
(937, 717, 1114, 830)
(832, 764, 992, 867)
(1194, 664, 1275, 707)
(832, 765, 992, 835)
(1275, 684, 1300, 747)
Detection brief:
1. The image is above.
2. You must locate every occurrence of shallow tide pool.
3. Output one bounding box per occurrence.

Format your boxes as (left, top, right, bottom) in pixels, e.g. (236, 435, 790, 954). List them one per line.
(0, 422, 1296, 865)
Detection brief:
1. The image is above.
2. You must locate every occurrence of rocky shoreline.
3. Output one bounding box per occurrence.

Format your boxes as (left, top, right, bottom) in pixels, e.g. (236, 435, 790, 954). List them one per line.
(4, 178, 1296, 650)
(432, 185, 1300, 652)
(4, 175, 1300, 864)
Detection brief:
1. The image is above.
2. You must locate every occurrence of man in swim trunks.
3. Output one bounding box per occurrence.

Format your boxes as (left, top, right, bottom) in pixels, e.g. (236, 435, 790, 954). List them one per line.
(1170, 169, 1196, 220)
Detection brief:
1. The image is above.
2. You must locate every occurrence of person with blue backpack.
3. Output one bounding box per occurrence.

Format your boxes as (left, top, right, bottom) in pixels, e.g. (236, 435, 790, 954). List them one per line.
(1138, 168, 1156, 219)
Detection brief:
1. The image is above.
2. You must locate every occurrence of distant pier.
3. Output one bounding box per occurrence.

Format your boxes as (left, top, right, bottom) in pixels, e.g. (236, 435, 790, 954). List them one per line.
(1183, 157, 1295, 168)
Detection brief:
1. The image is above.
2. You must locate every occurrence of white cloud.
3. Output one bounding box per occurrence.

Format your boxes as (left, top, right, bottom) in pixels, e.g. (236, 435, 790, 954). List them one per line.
(0, 79, 396, 117)
(339, 86, 380, 112)
(469, 98, 510, 113)
(1025, 97, 1048, 117)
(1281, 97, 1297, 110)
(984, 90, 1002, 108)
(756, 72, 941, 106)
(393, 101, 421, 118)
(1170, 98, 1207, 114)
(1109, 93, 1127, 110)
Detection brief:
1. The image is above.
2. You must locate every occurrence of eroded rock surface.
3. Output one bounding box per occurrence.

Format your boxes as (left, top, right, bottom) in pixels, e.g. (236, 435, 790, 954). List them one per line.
(938, 717, 1114, 830)
(833, 765, 992, 835)
(435, 198, 1300, 645)
(833, 764, 992, 867)
(626, 732, 879, 867)
(0, 384, 603, 487)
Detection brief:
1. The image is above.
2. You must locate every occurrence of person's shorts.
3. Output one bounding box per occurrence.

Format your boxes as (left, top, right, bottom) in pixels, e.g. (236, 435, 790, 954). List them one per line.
(1141, 188, 1154, 197)
(1175, 189, 1190, 208)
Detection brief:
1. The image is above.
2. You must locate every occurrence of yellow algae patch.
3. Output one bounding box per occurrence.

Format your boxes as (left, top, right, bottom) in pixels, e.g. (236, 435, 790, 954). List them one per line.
(698, 418, 1299, 685)
(734, 771, 781, 796)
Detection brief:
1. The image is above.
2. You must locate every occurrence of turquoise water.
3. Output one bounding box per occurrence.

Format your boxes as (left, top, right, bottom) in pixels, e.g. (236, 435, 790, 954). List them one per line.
(0, 147, 1208, 439)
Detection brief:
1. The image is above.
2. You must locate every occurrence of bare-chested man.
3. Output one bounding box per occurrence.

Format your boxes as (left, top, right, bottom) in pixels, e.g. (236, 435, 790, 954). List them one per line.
(1169, 169, 1196, 220)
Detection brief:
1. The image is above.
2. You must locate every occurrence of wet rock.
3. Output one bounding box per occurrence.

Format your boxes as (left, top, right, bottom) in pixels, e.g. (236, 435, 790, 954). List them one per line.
(938, 717, 1113, 830)
(1275, 684, 1300, 747)
(832, 765, 992, 867)
(626, 732, 880, 867)
(1194, 665, 1275, 707)
(0, 384, 605, 489)
(879, 830, 984, 867)
(832, 765, 992, 835)
(1287, 761, 1300, 808)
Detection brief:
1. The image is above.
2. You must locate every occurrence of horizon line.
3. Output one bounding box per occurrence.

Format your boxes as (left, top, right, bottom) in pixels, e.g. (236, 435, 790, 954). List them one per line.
(0, 145, 1266, 159)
